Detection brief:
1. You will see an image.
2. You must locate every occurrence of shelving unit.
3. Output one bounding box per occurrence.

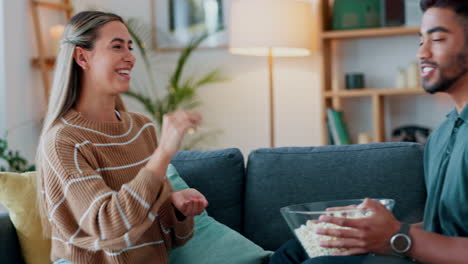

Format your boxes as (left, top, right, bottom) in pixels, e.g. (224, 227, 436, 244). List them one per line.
(318, 0, 423, 145)
(30, 0, 73, 102)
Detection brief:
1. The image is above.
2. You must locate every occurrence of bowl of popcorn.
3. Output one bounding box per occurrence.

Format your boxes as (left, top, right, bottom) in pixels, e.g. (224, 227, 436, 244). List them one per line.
(280, 198, 395, 258)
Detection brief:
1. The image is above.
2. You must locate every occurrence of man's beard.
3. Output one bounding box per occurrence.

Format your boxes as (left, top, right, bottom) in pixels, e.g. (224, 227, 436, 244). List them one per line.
(423, 52, 468, 94)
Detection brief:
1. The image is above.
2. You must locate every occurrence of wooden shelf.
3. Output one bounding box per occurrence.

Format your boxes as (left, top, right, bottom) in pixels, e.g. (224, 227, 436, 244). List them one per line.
(324, 88, 425, 98)
(321, 27, 420, 40)
(31, 57, 56, 68)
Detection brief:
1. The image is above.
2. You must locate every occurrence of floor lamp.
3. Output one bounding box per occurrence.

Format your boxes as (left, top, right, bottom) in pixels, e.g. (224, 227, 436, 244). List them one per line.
(229, 0, 314, 147)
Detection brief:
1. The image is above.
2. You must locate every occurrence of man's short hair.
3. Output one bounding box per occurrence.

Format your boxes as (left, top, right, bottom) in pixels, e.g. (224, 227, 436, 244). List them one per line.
(420, 0, 468, 19)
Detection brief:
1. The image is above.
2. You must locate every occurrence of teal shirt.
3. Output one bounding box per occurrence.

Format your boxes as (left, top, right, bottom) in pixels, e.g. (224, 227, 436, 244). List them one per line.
(423, 106, 468, 236)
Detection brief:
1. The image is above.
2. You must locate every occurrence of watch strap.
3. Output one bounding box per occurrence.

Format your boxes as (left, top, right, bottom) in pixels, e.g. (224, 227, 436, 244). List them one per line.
(400, 222, 410, 236)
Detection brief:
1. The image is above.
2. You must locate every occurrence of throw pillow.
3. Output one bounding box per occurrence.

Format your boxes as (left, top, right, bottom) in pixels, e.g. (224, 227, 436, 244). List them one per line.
(167, 164, 273, 264)
(0, 172, 51, 264)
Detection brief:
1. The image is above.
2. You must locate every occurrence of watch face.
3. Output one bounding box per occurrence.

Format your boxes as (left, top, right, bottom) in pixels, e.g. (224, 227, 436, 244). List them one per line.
(393, 234, 410, 252)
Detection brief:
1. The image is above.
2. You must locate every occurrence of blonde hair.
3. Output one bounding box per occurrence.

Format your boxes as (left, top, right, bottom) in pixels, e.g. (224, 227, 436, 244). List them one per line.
(36, 11, 127, 236)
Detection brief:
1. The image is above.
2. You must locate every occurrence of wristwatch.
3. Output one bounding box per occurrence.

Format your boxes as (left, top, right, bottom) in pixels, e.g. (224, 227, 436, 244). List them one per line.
(390, 223, 412, 255)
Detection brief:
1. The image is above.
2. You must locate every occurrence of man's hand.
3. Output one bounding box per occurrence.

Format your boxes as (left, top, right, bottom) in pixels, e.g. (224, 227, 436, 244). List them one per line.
(171, 188, 208, 217)
(316, 198, 401, 256)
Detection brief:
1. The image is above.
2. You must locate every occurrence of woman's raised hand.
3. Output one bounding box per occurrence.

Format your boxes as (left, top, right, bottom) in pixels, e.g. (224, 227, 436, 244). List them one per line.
(157, 111, 202, 157)
(145, 111, 202, 176)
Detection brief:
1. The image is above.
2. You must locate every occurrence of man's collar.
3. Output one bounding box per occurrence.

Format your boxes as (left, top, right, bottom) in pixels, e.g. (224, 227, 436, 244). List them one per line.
(447, 106, 468, 122)
(447, 109, 458, 120)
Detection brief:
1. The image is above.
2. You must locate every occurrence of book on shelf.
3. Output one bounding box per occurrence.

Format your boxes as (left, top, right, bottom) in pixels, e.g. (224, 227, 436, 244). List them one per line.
(327, 108, 351, 145)
(327, 121, 335, 145)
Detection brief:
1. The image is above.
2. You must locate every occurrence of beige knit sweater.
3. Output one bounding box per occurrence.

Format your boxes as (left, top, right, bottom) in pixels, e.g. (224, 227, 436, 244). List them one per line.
(40, 109, 194, 264)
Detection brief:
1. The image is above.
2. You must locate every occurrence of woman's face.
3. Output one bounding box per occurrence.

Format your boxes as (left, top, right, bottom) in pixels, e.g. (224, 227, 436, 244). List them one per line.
(79, 21, 136, 95)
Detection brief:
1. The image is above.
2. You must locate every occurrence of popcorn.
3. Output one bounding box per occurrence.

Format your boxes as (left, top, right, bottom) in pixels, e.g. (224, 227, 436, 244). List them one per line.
(294, 210, 370, 258)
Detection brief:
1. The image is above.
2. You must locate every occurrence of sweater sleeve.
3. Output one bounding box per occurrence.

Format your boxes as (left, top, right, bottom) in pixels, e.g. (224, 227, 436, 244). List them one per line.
(158, 198, 194, 250)
(171, 211, 194, 248)
(41, 130, 171, 251)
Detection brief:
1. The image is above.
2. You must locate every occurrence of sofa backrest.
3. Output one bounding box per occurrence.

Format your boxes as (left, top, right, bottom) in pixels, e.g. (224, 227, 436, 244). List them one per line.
(243, 143, 427, 250)
(171, 148, 245, 233)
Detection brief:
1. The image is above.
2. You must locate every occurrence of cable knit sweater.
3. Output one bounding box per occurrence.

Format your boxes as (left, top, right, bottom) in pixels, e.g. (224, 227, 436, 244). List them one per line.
(40, 109, 194, 264)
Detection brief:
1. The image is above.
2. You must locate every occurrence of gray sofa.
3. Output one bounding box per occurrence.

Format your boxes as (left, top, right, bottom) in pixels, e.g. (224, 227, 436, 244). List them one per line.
(0, 142, 427, 263)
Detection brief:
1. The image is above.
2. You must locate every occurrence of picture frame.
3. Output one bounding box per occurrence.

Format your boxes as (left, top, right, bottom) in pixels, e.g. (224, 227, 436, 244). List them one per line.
(150, 0, 229, 52)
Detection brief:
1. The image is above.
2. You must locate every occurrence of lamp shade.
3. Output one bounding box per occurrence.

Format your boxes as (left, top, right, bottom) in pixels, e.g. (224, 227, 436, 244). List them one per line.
(229, 0, 315, 57)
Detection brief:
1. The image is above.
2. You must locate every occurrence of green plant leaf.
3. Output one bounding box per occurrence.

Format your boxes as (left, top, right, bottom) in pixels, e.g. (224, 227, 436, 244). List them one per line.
(169, 32, 210, 90)
(194, 69, 228, 88)
(0, 135, 35, 172)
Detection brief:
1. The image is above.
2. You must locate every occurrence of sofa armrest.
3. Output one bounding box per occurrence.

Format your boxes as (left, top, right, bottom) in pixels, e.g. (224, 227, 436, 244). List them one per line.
(0, 213, 25, 264)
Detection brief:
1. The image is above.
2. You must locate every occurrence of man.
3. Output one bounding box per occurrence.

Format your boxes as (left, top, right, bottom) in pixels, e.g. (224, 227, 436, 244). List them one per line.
(270, 0, 468, 263)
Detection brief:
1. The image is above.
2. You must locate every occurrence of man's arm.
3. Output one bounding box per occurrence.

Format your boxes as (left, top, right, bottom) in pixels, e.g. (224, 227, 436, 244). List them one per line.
(408, 227, 468, 264)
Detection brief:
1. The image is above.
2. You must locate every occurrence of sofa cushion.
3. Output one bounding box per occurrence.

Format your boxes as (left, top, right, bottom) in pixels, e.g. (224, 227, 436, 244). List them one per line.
(0, 172, 50, 264)
(167, 164, 272, 264)
(171, 148, 245, 233)
(244, 143, 426, 250)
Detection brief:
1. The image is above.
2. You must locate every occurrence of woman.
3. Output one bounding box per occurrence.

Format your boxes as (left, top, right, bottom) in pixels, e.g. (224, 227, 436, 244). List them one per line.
(36, 11, 208, 264)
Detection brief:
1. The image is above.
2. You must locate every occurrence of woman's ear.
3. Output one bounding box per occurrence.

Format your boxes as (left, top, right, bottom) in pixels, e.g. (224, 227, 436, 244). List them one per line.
(73, 47, 89, 70)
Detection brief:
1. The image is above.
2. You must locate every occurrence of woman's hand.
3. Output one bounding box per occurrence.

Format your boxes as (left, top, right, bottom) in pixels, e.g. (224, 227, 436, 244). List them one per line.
(158, 111, 202, 157)
(316, 198, 401, 256)
(171, 188, 208, 217)
(145, 111, 202, 175)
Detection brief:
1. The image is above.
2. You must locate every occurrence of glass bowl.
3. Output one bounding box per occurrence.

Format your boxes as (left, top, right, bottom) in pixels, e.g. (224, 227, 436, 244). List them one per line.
(280, 198, 395, 258)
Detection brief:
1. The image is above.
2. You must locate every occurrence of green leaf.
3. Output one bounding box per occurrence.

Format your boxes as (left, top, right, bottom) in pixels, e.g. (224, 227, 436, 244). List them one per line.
(0, 135, 35, 172)
(169, 32, 210, 90)
(194, 69, 228, 88)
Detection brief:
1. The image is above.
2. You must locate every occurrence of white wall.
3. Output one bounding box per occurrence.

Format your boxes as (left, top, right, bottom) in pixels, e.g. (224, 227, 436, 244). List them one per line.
(1, 0, 42, 163)
(81, 0, 452, 149)
(1, 0, 456, 164)
(0, 0, 42, 213)
(72, 0, 455, 150)
(71, 0, 322, 155)
(0, 0, 5, 213)
(338, 36, 452, 142)
(0, 0, 5, 135)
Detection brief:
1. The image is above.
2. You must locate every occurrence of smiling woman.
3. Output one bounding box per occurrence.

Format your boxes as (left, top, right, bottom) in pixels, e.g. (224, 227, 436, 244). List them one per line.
(35, 11, 207, 264)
